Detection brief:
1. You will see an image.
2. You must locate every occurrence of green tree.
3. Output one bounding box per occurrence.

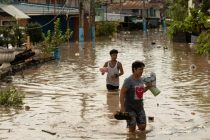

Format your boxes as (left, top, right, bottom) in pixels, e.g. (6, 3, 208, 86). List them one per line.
(40, 18, 64, 58)
(195, 30, 210, 56)
(96, 21, 119, 37)
(40, 30, 53, 57)
(51, 18, 63, 48)
(0, 23, 24, 48)
(166, 0, 188, 21)
(26, 22, 44, 45)
(201, 0, 210, 15)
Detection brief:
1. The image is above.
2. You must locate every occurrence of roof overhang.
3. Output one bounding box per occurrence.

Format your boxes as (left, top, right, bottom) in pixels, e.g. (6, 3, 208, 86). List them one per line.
(0, 4, 30, 19)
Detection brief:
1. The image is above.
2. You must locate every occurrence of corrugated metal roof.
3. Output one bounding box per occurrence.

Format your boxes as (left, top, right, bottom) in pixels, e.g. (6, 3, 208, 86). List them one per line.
(0, 4, 30, 19)
(13, 3, 79, 16)
(109, 1, 163, 10)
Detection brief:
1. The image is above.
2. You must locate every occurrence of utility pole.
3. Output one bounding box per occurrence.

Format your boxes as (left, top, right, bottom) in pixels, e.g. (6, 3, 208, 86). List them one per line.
(105, 0, 108, 21)
(89, 0, 95, 44)
(54, 0, 56, 16)
(79, 0, 84, 44)
(143, 0, 147, 32)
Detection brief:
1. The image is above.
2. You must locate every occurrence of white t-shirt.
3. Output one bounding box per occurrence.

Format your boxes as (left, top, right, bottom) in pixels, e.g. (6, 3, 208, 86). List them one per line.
(106, 61, 119, 86)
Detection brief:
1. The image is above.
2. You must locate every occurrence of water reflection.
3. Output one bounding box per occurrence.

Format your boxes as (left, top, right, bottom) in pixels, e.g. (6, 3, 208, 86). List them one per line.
(126, 132, 146, 140)
(0, 30, 209, 139)
(106, 93, 119, 121)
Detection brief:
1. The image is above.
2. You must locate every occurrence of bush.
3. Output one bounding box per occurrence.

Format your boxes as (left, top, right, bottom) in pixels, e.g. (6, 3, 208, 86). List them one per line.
(195, 30, 210, 56)
(96, 21, 119, 37)
(26, 22, 44, 45)
(168, 9, 208, 39)
(0, 88, 24, 107)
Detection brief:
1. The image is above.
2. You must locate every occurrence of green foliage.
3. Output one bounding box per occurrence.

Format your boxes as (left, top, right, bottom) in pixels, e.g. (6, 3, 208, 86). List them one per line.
(168, 20, 189, 39)
(0, 23, 24, 47)
(201, 0, 210, 14)
(96, 21, 119, 37)
(195, 30, 210, 56)
(165, 0, 188, 21)
(64, 28, 73, 42)
(51, 18, 64, 48)
(0, 88, 24, 107)
(40, 30, 54, 57)
(26, 22, 44, 45)
(168, 9, 208, 39)
(185, 9, 207, 34)
(40, 18, 64, 57)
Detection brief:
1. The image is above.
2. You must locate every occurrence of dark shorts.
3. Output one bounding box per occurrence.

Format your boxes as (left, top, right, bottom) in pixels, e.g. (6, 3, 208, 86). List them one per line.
(126, 110, 146, 127)
(106, 84, 119, 91)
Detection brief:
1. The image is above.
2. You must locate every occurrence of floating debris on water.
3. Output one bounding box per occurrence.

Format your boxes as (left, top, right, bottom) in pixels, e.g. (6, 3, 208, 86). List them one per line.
(190, 64, 197, 71)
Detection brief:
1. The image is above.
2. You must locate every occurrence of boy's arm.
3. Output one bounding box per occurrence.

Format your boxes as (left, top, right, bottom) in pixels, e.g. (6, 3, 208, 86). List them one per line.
(117, 62, 124, 77)
(101, 62, 108, 75)
(103, 62, 108, 67)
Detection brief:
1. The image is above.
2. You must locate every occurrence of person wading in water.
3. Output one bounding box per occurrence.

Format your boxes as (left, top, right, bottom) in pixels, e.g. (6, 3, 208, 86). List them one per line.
(101, 49, 124, 92)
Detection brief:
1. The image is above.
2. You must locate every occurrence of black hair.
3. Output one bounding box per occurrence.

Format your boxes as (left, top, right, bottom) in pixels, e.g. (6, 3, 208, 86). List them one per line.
(132, 61, 145, 72)
(109, 49, 118, 55)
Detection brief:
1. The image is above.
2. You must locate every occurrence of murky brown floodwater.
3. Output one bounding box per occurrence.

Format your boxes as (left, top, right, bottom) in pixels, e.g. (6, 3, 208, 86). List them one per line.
(0, 30, 210, 140)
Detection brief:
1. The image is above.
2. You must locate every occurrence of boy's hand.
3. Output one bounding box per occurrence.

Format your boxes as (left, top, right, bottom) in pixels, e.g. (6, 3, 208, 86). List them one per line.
(111, 74, 118, 79)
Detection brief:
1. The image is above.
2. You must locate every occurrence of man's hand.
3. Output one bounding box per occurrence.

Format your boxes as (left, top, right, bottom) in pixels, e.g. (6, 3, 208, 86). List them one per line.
(120, 105, 125, 112)
(145, 82, 153, 92)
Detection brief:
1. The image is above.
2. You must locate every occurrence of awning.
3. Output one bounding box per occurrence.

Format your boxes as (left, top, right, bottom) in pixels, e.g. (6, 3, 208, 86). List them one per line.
(0, 5, 30, 19)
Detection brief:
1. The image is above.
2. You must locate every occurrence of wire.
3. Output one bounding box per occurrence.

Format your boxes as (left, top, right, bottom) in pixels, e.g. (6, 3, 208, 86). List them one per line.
(26, 0, 74, 30)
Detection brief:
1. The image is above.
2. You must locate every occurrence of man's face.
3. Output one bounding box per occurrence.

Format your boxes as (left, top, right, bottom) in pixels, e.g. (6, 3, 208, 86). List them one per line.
(134, 67, 144, 77)
(111, 53, 118, 60)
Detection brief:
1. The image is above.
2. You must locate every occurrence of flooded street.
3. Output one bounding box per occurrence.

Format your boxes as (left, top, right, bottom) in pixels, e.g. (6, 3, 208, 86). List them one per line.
(0, 30, 210, 140)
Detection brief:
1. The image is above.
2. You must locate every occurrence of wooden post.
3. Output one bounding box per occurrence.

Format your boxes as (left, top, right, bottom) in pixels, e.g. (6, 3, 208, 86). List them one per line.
(26, 36, 31, 49)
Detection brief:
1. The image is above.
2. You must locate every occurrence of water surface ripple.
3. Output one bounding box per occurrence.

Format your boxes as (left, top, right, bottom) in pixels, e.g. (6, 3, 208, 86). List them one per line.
(0, 31, 209, 140)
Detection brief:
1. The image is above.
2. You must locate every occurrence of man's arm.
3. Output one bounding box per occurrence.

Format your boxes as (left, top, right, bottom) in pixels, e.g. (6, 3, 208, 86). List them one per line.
(119, 85, 127, 112)
(144, 82, 153, 92)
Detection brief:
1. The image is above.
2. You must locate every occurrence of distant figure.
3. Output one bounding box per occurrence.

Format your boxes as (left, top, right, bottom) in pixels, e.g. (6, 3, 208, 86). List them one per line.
(119, 60, 152, 133)
(101, 49, 124, 91)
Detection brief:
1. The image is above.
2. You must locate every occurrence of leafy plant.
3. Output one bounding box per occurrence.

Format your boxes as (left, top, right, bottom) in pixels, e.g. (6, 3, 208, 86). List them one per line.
(201, 0, 210, 14)
(165, 0, 188, 21)
(96, 21, 119, 37)
(195, 30, 210, 56)
(26, 22, 44, 45)
(51, 18, 64, 48)
(185, 9, 207, 35)
(39, 18, 64, 57)
(40, 30, 53, 57)
(0, 23, 25, 48)
(0, 88, 24, 107)
(168, 9, 208, 39)
(64, 28, 73, 42)
(167, 20, 189, 39)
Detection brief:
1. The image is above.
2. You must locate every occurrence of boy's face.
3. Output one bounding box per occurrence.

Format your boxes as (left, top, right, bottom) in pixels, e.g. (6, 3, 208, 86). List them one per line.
(110, 53, 118, 60)
(133, 67, 144, 77)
